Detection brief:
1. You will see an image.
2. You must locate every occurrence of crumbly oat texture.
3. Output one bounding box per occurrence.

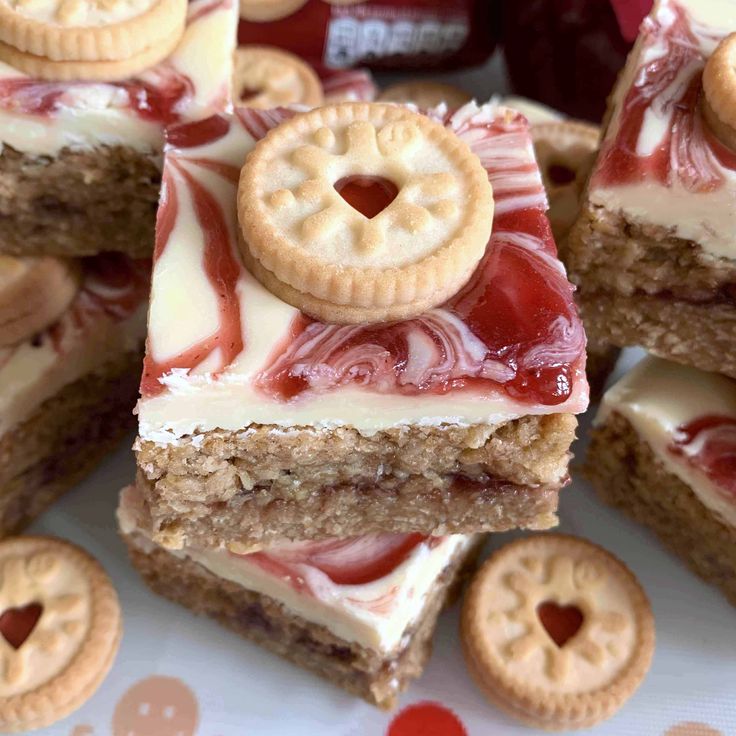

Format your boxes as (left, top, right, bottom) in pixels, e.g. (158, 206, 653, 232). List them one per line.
(0, 145, 159, 258)
(0, 350, 140, 536)
(567, 202, 736, 377)
(134, 413, 576, 550)
(123, 531, 481, 709)
(586, 411, 736, 607)
(0, 536, 122, 732)
(579, 292, 736, 379)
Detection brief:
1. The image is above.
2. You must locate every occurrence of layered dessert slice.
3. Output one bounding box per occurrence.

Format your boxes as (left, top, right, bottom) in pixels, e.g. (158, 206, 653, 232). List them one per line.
(0, 0, 237, 258)
(587, 356, 736, 606)
(0, 254, 149, 534)
(134, 101, 589, 552)
(567, 0, 736, 379)
(118, 484, 481, 709)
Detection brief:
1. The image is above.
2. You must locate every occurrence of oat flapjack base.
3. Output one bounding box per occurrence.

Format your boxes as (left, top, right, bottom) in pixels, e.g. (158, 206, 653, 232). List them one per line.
(567, 201, 736, 378)
(0, 144, 160, 258)
(0, 350, 140, 537)
(0, 536, 121, 732)
(461, 534, 654, 731)
(134, 412, 576, 551)
(237, 102, 494, 323)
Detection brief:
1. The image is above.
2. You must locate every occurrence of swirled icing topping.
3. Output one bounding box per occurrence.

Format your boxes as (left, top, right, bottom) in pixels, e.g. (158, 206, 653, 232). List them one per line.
(138, 102, 588, 443)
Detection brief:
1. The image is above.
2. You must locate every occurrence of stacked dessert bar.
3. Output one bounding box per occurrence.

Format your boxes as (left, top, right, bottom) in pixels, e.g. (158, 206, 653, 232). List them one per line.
(567, 0, 736, 378)
(0, 0, 237, 532)
(120, 100, 589, 706)
(0, 0, 238, 257)
(577, 0, 736, 605)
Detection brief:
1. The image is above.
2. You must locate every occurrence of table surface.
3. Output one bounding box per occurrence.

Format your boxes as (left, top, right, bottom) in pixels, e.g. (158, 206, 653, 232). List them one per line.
(30, 61, 736, 736)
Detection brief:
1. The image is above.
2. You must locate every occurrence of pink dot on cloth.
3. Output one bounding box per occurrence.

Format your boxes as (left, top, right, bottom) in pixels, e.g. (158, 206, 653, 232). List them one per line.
(387, 701, 467, 736)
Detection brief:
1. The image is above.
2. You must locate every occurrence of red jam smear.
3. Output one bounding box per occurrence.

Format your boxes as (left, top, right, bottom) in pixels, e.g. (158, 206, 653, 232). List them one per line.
(0, 603, 42, 650)
(0, 68, 193, 126)
(47, 253, 150, 356)
(537, 601, 584, 647)
(334, 175, 398, 219)
(257, 207, 582, 407)
(235, 534, 432, 597)
(669, 414, 736, 502)
(593, 1, 736, 192)
(141, 157, 243, 396)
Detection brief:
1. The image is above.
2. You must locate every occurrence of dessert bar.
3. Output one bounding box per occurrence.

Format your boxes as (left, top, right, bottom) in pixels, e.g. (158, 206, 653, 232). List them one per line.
(134, 102, 588, 552)
(0, 0, 237, 258)
(567, 0, 736, 378)
(0, 254, 148, 535)
(587, 356, 736, 606)
(118, 484, 480, 709)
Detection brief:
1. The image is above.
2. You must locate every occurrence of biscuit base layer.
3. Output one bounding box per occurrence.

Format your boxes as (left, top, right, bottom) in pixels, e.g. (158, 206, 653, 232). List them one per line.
(0, 350, 140, 536)
(134, 413, 576, 550)
(0, 144, 159, 257)
(586, 411, 736, 607)
(122, 531, 482, 710)
(567, 202, 736, 378)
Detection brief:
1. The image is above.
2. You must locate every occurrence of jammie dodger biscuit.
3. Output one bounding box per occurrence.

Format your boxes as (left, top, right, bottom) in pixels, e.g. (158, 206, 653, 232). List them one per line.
(531, 121, 599, 243)
(461, 534, 654, 731)
(0, 0, 187, 80)
(0, 536, 122, 732)
(237, 102, 494, 324)
(232, 45, 323, 109)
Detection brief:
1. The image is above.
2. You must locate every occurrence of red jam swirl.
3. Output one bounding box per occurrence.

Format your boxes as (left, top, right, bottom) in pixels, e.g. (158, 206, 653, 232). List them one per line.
(594, 1, 736, 192)
(141, 157, 243, 396)
(48, 254, 150, 355)
(669, 414, 736, 502)
(234, 534, 433, 601)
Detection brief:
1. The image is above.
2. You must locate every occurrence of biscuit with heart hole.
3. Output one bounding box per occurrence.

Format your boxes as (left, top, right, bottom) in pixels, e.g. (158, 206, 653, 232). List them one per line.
(237, 102, 494, 324)
(0, 536, 122, 732)
(461, 534, 654, 731)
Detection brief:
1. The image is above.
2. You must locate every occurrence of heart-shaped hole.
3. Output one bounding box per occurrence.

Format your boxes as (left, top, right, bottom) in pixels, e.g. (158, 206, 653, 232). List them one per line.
(334, 176, 398, 219)
(0, 602, 42, 649)
(537, 601, 583, 647)
(547, 162, 576, 186)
